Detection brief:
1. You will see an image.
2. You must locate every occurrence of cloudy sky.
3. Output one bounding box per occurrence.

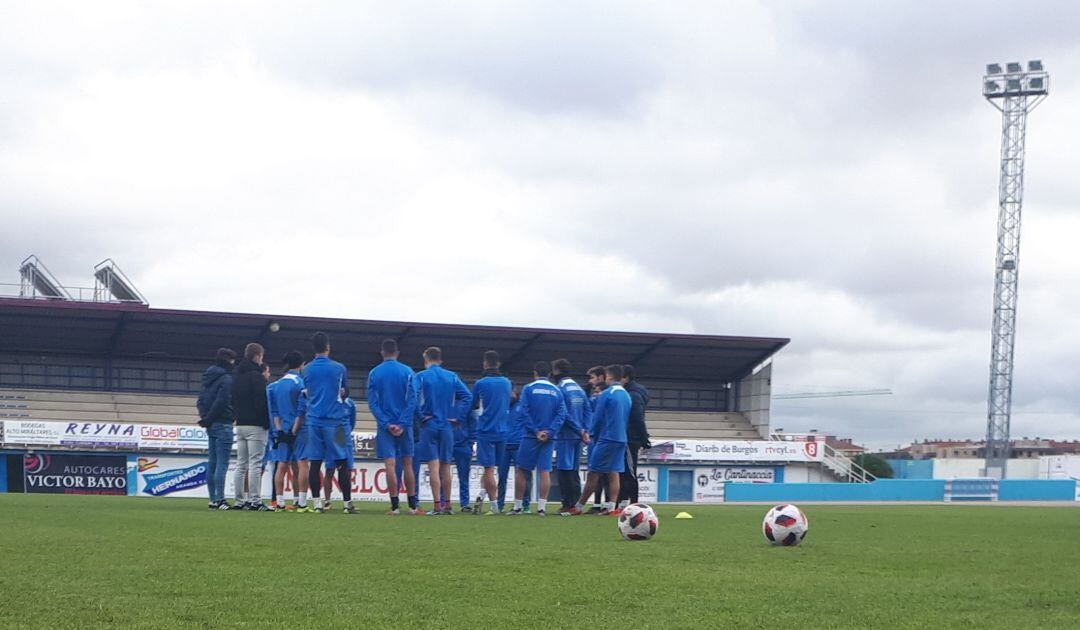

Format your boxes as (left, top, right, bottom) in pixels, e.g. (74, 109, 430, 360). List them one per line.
(2, 1, 1078, 448)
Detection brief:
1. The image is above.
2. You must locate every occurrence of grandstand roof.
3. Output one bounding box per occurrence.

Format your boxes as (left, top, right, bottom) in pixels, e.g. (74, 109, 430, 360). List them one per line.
(0, 298, 788, 384)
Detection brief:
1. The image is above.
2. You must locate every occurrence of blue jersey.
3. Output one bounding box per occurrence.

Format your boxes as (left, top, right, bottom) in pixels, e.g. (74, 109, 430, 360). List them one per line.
(366, 358, 415, 431)
(507, 400, 527, 444)
(590, 384, 631, 443)
(404, 364, 473, 431)
(302, 355, 349, 423)
(454, 409, 478, 447)
(517, 379, 568, 438)
(471, 371, 512, 440)
(267, 371, 306, 433)
(556, 378, 590, 440)
(344, 398, 357, 431)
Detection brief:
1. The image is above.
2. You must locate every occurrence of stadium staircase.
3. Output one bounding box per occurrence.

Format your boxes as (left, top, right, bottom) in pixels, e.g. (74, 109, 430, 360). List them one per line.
(769, 433, 877, 483)
(1, 388, 761, 440)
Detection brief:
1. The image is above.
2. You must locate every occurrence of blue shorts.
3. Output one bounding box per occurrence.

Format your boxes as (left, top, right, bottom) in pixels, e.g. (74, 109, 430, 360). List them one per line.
(555, 439, 583, 471)
(376, 425, 415, 460)
(588, 441, 626, 473)
(297, 424, 319, 461)
(307, 421, 352, 466)
(453, 443, 473, 465)
(476, 438, 505, 468)
(516, 437, 555, 472)
(267, 431, 297, 463)
(418, 426, 454, 463)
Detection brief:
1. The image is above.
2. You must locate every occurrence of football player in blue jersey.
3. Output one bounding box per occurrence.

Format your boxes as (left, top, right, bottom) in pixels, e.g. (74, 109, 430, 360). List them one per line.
(403, 346, 472, 515)
(563, 365, 631, 516)
(509, 362, 569, 516)
(267, 351, 306, 511)
(300, 332, 351, 514)
(468, 350, 512, 515)
(367, 339, 423, 515)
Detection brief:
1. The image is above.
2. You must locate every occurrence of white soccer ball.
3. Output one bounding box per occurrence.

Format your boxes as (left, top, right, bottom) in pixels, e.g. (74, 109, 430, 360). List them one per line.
(762, 504, 808, 546)
(618, 503, 659, 541)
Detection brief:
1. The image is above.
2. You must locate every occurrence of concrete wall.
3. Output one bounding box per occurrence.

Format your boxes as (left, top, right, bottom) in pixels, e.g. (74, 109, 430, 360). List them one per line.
(932, 458, 1040, 480)
(737, 362, 772, 438)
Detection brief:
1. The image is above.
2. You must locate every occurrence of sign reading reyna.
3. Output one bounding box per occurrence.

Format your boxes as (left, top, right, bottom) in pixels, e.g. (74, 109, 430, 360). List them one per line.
(645, 440, 820, 463)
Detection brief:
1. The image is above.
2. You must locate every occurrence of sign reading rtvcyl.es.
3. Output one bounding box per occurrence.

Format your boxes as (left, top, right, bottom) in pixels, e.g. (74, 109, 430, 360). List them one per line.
(644, 440, 821, 463)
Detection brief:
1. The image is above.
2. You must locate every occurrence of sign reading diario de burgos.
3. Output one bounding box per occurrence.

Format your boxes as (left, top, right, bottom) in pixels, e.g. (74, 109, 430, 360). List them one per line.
(645, 440, 821, 463)
(23, 453, 128, 495)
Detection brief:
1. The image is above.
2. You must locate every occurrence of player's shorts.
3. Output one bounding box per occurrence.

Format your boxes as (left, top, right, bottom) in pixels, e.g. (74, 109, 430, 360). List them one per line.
(417, 426, 454, 463)
(297, 424, 319, 461)
(555, 438, 583, 471)
(267, 431, 297, 463)
(376, 424, 415, 460)
(515, 436, 555, 472)
(475, 438, 505, 467)
(588, 440, 626, 473)
(453, 443, 473, 465)
(307, 420, 352, 466)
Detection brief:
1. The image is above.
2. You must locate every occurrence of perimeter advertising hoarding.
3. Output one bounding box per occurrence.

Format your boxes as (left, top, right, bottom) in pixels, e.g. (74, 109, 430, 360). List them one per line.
(646, 440, 821, 463)
(133, 457, 513, 503)
(693, 467, 777, 503)
(23, 453, 128, 495)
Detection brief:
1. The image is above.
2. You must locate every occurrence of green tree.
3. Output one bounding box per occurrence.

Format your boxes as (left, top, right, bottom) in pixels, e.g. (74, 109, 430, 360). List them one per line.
(853, 453, 894, 479)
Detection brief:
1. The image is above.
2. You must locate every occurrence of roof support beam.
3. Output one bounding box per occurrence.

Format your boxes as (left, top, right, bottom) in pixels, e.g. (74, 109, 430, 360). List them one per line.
(502, 332, 544, 371)
(626, 337, 667, 367)
(104, 312, 128, 356)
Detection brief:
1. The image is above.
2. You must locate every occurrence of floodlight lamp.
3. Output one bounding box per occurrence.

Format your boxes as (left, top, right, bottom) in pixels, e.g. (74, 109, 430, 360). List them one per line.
(1027, 60, 1043, 72)
(1027, 77, 1045, 92)
(1006, 62, 1023, 73)
(1006, 78, 1021, 92)
(986, 63, 1003, 75)
(984, 80, 1002, 94)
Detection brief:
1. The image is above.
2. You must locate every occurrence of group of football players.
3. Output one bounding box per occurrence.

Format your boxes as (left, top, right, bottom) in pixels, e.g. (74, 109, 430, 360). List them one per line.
(261, 332, 645, 517)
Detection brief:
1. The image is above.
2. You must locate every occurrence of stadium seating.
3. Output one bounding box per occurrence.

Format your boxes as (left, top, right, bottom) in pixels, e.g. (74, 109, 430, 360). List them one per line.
(0, 388, 762, 440)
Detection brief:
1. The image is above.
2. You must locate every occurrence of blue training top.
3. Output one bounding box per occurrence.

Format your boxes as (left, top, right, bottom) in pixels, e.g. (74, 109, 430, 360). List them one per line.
(366, 358, 415, 431)
(589, 383, 631, 443)
(472, 371, 512, 441)
(404, 364, 473, 431)
(302, 355, 349, 422)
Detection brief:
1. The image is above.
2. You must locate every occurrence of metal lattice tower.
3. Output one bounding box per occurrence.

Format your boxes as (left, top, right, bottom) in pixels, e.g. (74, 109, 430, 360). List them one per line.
(981, 61, 1049, 479)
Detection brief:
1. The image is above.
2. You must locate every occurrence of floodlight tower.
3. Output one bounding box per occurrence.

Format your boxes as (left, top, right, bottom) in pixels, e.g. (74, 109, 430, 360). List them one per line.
(981, 60, 1049, 479)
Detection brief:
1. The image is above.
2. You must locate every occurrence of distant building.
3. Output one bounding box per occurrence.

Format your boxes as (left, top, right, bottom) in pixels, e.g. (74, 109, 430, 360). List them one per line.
(885, 438, 1080, 460)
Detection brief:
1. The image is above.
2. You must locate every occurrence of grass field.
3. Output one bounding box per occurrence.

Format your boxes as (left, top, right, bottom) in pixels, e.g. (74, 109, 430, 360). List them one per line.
(0, 495, 1078, 629)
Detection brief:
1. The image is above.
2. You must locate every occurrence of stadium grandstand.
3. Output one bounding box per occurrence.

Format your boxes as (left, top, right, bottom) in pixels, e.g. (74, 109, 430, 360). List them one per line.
(0, 292, 787, 447)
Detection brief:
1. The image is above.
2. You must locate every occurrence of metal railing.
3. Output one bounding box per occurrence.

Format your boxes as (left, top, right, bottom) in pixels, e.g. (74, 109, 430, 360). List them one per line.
(769, 433, 877, 483)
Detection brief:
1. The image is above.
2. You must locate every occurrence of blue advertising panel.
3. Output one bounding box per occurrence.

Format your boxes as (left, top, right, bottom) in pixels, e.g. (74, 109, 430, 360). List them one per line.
(23, 453, 128, 495)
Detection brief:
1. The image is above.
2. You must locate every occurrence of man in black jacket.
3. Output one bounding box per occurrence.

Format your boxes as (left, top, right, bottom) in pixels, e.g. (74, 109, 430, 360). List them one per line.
(199, 347, 236, 510)
(231, 342, 272, 511)
(618, 364, 651, 509)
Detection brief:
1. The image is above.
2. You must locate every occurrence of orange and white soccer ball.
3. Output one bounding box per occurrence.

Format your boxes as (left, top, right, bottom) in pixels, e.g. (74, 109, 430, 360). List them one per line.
(618, 503, 659, 541)
(762, 504, 808, 546)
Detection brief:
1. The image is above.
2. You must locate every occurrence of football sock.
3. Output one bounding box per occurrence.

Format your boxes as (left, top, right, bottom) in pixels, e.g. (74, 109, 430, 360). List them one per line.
(514, 500, 523, 510)
(538, 499, 547, 512)
(298, 492, 308, 507)
(338, 466, 351, 501)
(619, 500, 630, 509)
(408, 495, 418, 509)
(390, 496, 400, 510)
(344, 501, 353, 509)
(575, 502, 584, 511)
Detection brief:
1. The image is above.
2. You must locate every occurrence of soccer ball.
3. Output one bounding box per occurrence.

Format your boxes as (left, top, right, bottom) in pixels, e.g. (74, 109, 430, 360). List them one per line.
(762, 504, 808, 546)
(618, 503, 659, 541)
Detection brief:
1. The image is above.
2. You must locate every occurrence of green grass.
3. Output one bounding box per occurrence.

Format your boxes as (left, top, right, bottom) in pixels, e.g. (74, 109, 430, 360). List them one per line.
(0, 496, 1078, 628)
